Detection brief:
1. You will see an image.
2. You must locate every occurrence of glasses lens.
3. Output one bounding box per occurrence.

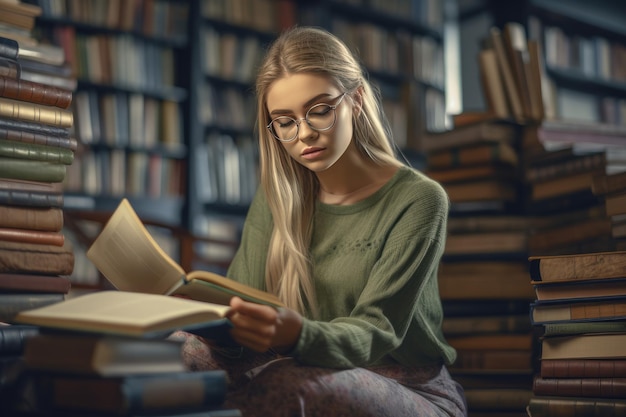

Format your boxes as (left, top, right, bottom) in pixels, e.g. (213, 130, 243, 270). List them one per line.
(306, 104, 335, 130)
(270, 116, 298, 141)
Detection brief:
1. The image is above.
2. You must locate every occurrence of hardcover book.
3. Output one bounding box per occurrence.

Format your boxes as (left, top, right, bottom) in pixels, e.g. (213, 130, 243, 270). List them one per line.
(22, 332, 187, 376)
(86, 198, 283, 308)
(529, 251, 626, 283)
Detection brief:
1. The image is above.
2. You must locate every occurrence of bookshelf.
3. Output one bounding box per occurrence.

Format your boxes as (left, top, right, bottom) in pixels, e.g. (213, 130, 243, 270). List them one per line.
(29, 0, 190, 227)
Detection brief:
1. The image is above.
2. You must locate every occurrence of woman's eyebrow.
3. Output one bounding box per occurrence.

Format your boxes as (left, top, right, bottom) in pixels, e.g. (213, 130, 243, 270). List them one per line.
(269, 93, 333, 116)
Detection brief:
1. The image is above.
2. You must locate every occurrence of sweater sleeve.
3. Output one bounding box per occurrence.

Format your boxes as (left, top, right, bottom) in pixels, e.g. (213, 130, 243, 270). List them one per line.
(291, 179, 454, 368)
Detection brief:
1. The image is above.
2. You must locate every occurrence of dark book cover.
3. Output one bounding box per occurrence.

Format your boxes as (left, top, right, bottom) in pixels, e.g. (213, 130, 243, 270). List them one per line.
(0, 240, 74, 276)
(0, 324, 39, 355)
(533, 375, 626, 398)
(0, 205, 63, 231)
(0, 75, 72, 109)
(527, 395, 626, 417)
(0, 273, 71, 294)
(0, 37, 19, 61)
(0, 293, 65, 323)
(0, 188, 64, 208)
(0, 116, 71, 139)
(0, 228, 65, 246)
(541, 358, 626, 378)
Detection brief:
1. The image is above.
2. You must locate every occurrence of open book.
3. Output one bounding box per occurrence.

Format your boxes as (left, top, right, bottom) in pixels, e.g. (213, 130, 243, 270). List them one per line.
(86, 198, 283, 308)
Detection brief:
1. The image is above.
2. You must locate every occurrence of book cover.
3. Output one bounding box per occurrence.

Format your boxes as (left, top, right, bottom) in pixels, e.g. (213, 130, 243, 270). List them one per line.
(530, 295, 626, 325)
(426, 141, 518, 170)
(0, 57, 20, 79)
(527, 395, 626, 417)
(529, 251, 626, 283)
(0, 188, 64, 208)
(0, 240, 74, 275)
(0, 205, 63, 231)
(0, 37, 19, 60)
(0, 156, 66, 182)
(0, 324, 39, 355)
(421, 121, 517, 153)
(0, 228, 65, 246)
(533, 278, 626, 302)
(541, 333, 626, 360)
(543, 321, 626, 337)
(533, 375, 626, 398)
(541, 358, 626, 378)
(29, 370, 227, 415)
(86, 198, 283, 308)
(0, 272, 71, 294)
(0, 75, 72, 109)
(0, 138, 74, 164)
(0, 97, 73, 127)
(0, 116, 72, 140)
(23, 332, 187, 376)
(14, 290, 231, 339)
(0, 293, 65, 323)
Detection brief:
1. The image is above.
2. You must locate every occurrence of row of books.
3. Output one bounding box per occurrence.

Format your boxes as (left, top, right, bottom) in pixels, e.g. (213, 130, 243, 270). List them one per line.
(425, 19, 626, 417)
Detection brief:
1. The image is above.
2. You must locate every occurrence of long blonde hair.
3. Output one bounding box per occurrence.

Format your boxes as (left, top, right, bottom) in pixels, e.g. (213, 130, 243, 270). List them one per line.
(255, 26, 402, 316)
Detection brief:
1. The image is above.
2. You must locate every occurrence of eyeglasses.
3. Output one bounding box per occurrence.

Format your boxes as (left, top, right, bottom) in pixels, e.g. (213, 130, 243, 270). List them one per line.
(266, 93, 347, 142)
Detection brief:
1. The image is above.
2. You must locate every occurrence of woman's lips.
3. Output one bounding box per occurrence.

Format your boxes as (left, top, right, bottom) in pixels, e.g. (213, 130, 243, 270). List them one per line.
(301, 147, 325, 160)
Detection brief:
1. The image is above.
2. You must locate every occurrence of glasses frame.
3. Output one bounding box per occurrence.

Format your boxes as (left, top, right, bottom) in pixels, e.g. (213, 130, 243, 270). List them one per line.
(266, 93, 347, 142)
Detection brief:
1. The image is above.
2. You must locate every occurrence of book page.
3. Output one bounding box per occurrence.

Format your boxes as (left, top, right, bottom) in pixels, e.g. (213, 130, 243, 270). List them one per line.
(86, 199, 184, 295)
(14, 291, 230, 337)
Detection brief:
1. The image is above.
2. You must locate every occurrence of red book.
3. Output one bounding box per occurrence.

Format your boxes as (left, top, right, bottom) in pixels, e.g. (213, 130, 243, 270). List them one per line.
(541, 358, 626, 378)
(0, 75, 72, 109)
(533, 375, 626, 398)
(0, 273, 71, 294)
(0, 228, 64, 246)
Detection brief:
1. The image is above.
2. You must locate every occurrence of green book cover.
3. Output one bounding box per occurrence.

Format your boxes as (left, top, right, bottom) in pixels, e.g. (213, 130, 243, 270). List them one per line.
(0, 139, 74, 164)
(0, 157, 66, 182)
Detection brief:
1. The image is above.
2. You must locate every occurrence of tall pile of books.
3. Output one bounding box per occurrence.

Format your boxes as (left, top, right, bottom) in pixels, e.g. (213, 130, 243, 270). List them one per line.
(0, 0, 76, 412)
(424, 22, 541, 417)
(0, 2, 75, 324)
(526, 250, 626, 416)
(6, 291, 240, 416)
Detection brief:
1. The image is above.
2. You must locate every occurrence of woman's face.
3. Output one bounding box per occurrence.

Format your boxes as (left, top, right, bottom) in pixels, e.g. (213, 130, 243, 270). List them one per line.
(265, 73, 355, 173)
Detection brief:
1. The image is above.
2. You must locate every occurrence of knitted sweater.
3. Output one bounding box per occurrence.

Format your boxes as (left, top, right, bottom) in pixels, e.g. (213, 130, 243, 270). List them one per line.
(226, 166, 456, 369)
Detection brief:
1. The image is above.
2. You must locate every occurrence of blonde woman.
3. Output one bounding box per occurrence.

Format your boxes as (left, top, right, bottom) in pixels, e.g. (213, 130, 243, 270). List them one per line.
(180, 26, 467, 417)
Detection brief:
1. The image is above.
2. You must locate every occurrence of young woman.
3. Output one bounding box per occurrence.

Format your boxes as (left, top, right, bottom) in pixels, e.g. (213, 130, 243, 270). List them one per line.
(178, 26, 467, 417)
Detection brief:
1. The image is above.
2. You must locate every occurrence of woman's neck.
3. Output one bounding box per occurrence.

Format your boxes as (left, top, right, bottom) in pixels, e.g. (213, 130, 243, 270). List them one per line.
(317, 164, 399, 205)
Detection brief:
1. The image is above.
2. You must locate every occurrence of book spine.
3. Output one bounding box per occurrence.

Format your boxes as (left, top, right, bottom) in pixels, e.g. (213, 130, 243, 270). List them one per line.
(541, 359, 626, 378)
(0, 138, 74, 164)
(0, 178, 63, 193)
(0, 57, 20, 79)
(0, 189, 64, 208)
(0, 325, 39, 355)
(0, 37, 19, 61)
(0, 228, 65, 246)
(0, 294, 66, 323)
(0, 116, 71, 138)
(0, 244, 74, 276)
(0, 97, 73, 127)
(0, 127, 77, 151)
(528, 396, 626, 417)
(533, 376, 626, 398)
(0, 157, 66, 182)
(0, 206, 63, 231)
(0, 273, 72, 294)
(0, 75, 72, 109)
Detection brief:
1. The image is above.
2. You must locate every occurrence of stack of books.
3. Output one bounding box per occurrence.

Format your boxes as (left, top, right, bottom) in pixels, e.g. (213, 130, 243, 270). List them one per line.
(527, 250, 626, 416)
(0, 1, 77, 325)
(6, 290, 243, 416)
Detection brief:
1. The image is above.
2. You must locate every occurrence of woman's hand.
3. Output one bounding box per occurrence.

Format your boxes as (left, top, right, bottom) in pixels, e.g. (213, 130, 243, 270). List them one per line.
(227, 296, 303, 354)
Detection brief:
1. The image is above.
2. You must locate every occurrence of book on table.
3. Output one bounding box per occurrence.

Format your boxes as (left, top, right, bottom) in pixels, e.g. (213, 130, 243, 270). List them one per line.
(86, 197, 283, 308)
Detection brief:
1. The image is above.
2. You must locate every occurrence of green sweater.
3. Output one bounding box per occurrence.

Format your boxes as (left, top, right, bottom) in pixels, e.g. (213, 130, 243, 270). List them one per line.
(227, 166, 456, 369)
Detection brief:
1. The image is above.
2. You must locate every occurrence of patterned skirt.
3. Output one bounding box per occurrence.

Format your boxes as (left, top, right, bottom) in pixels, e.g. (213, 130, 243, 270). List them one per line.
(172, 331, 468, 417)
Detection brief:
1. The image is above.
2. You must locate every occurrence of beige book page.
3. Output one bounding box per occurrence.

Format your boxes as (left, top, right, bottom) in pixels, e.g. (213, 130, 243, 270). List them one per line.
(15, 291, 230, 336)
(87, 199, 184, 295)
